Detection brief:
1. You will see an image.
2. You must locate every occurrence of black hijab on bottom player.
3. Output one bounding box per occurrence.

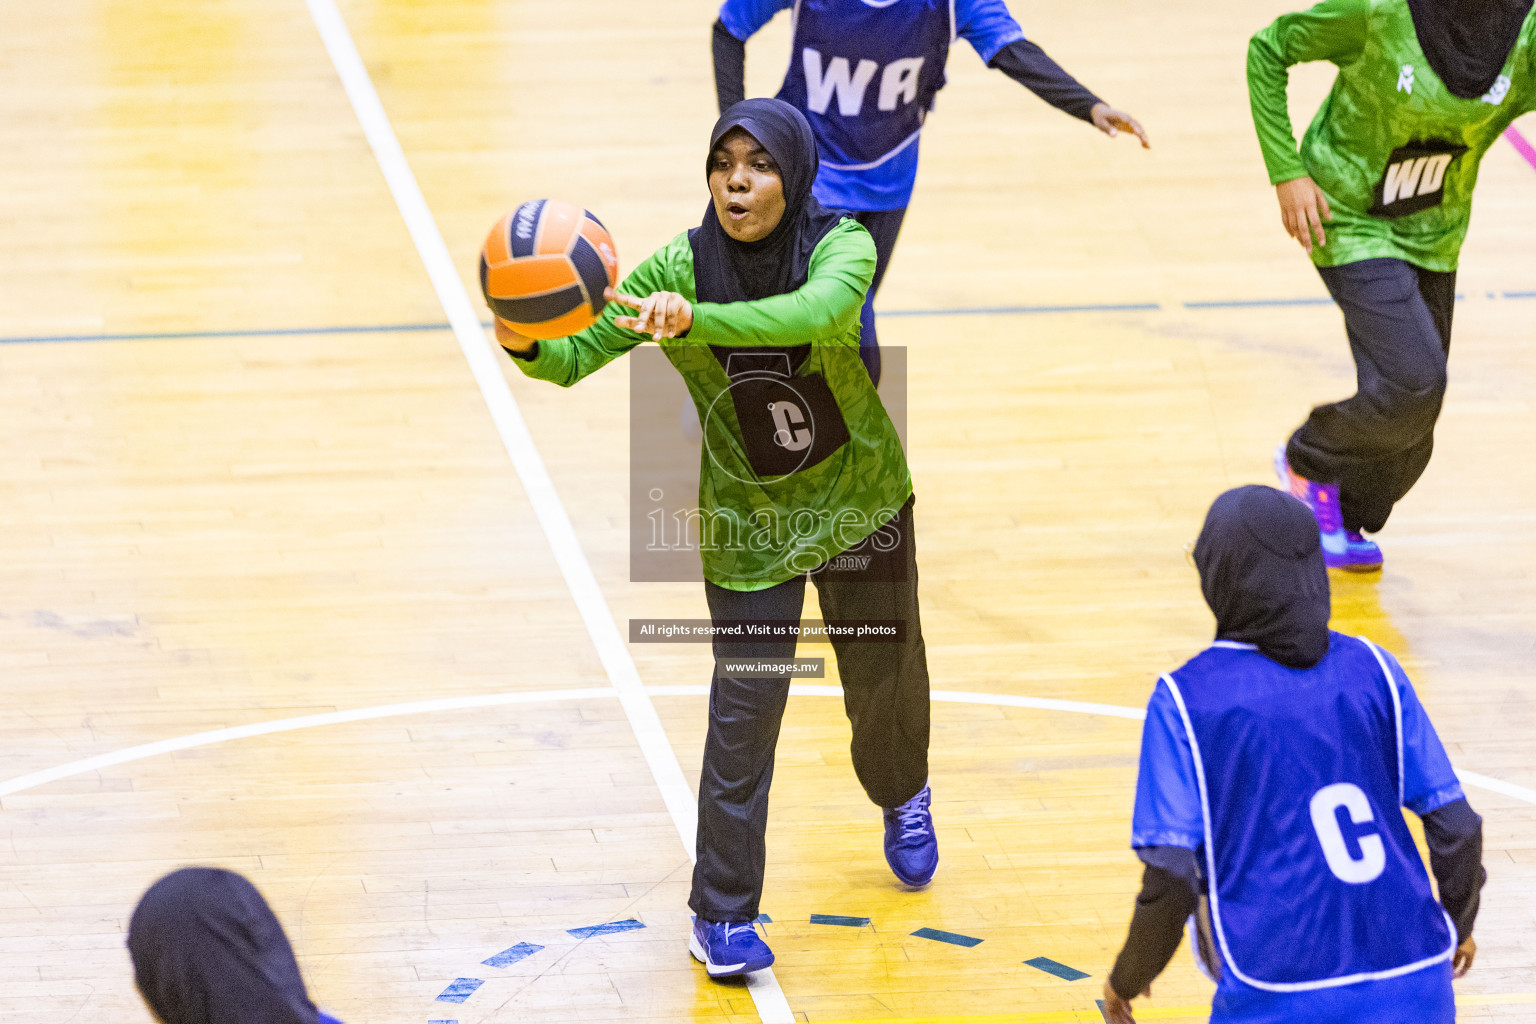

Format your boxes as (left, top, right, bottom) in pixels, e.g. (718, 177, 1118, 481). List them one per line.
(128, 868, 321, 1024)
(1192, 485, 1331, 670)
(1407, 0, 1536, 99)
(690, 98, 846, 304)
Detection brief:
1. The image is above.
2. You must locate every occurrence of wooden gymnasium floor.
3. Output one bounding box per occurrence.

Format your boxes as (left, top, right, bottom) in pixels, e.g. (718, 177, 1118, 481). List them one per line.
(2, 0, 1535, 1022)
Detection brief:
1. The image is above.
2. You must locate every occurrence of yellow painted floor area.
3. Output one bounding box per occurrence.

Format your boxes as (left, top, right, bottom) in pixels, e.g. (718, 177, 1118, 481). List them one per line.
(1, 0, 1535, 1022)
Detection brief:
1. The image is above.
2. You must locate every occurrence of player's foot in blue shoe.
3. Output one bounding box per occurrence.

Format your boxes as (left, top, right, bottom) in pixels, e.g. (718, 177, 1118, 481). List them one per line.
(1273, 444, 1381, 571)
(1337, 529, 1384, 572)
(883, 783, 938, 888)
(689, 918, 774, 978)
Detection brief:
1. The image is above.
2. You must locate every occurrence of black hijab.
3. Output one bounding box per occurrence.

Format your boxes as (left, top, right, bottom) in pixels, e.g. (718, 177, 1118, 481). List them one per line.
(1192, 486, 1332, 669)
(690, 98, 845, 303)
(1407, 0, 1535, 99)
(128, 868, 321, 1024)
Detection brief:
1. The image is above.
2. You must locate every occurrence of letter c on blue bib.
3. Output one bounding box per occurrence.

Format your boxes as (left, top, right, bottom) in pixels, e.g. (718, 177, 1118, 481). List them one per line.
(1309, 782, 1387, 884)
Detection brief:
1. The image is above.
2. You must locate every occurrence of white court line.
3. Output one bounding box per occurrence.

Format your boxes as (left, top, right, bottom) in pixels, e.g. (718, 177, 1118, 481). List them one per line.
(2, 683, 1527, 1012)
(7, 685, 1530, 810)
(295, 0, 793, 1015)
(645, 684, 1149, 721)
(0, 688, 615, 800)
(1455, 769, 1536, 807)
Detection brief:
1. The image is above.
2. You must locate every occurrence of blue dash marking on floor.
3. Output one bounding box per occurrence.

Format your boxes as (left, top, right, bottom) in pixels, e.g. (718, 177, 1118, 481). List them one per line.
(911, 927, 983, 947)
(434, 978, 483, 1003)
(482, 942, 544, 968)
(1505, 290, 1536, 299)
(810, 913, 870, 927)
(428, 1020, 459, 1024)
(881, 302, 1160, 318)
(1183, 297, 1334, 309)
(1025, 956, 1091, 981)
(756, 913, 772, 924)
(567, 919, 645, 939)
(1095, 998, 1110, 1021)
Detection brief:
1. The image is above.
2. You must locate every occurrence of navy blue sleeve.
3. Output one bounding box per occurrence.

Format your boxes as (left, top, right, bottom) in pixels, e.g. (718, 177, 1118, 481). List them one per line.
(714, 19, 748, 112)
(954, 0, 1026, 63)
(1380, 651, 1465, 814)
(1109, 860, 1198, 1000)
(1112, 683, 1209, 1001)
(1421, 798, 1485, 941)
(987, 39, 1103, 121)
(717, 0, 792, 40)
(1131, 680, 1205, 851)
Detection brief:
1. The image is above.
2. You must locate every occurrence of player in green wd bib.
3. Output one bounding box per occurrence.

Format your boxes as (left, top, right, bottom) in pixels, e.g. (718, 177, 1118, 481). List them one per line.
(495, 99, 937, 980)
(1248, 0, 1536, 571)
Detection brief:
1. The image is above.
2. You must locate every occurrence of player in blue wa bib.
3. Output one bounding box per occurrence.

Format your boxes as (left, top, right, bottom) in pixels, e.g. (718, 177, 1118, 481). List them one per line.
(712, 0, 1149, 384)
(1102, 486, 1485, 1024)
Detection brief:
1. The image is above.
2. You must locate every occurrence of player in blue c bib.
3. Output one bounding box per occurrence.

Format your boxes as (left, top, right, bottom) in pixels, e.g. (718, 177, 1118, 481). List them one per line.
(1102, 487, 1486, 1024)
(712, 0, 1149, 384)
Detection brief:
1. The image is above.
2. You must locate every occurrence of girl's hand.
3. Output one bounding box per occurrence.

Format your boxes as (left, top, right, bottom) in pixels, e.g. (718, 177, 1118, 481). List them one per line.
(1454, 936, 1476, 978)
(493, 318, 538, 355)
(608, 286, 693, 340)
(1100, 979, 1139, 1023)
(1090, 103, 1150, 148)
(1276, 176, 1332, 254)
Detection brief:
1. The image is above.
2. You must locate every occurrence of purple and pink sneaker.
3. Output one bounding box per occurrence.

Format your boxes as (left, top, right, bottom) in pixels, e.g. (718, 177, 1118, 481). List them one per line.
(1273, 445, 1383, 573)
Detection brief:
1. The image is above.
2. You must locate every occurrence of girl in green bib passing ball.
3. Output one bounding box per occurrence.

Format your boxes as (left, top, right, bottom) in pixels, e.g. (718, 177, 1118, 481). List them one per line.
(494, 98, 938, 982)
(1248, 0, 1536, 571)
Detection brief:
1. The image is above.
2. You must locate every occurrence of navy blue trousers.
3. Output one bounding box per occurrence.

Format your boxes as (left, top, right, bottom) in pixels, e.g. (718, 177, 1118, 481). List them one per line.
(851, 208, 907, 386)
(688, 497, 930, 922)
(1286, 258, 1456, 534)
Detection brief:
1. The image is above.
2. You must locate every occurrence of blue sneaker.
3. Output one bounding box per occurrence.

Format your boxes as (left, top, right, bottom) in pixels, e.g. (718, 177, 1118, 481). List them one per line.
(689, 918, 774, 977)
(883, 783, 938, 888)
(1338, 529, 1384, 572)
(1274, 445, 1381, 572)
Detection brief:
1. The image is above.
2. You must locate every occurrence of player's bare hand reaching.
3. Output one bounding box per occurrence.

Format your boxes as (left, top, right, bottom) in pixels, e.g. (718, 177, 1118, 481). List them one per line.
(1276, 175, 1332, 254)
(1454, 936, 1476, 978)
(493, 318, 537, 356)
(1091, 102, 1150, 148)
(1101, 979, 1145, 1023)
(609, 286, 693, 340)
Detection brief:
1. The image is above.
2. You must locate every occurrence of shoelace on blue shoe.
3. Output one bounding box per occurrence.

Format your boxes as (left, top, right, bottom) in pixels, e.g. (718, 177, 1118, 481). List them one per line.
(892, 790, 931, 841)
(721, 922, 754, 943)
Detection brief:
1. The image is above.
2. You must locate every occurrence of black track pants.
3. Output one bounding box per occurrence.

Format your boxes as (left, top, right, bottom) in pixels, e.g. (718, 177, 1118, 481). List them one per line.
(1286, 258, 1456, 534)
(687, 496, 931, 923)
(852, 208, 908, 387)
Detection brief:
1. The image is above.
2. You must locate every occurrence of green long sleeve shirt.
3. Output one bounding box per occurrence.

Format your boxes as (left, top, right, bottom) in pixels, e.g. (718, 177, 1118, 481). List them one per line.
(512, 217, 912, 590)
(1248, 0, 1536, 269)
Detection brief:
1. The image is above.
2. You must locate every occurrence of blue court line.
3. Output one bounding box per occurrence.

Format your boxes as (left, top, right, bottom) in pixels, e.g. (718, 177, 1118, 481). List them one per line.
(8, 289, 1533, 348)
(482, 941, 543, 968)
(881, 301, 1160, 317)
(810, 913, 871, 927)
(0, 322, 456, 345)
(434, 978, 483, 1003)
(1182, 297, 1334, 309)
(1025, 955, 1091, 981)
(756, 913, 772, 924)
(567, 918, 645, 939)
(911, 927, 983, 947)
(428, 1020, 459, 1023)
